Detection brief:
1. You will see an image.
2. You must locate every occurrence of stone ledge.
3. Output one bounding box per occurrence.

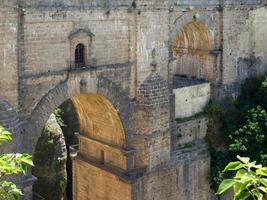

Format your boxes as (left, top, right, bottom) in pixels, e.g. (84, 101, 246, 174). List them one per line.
(73, 154, 145, 183)
(170, 140, 209, 164)
(172, 116, 208, 150)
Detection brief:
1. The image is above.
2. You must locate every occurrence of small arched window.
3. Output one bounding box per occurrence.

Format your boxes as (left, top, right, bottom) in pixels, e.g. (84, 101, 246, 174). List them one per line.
(75, 44, 85, 67)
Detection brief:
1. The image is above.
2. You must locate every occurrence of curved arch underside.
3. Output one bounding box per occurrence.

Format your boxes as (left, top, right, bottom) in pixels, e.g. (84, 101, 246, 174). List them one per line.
(175, 21, 212, 53)
(173, 21, 214, 81)
(71, 93, 126, 148)
(32, 93, 130, 199)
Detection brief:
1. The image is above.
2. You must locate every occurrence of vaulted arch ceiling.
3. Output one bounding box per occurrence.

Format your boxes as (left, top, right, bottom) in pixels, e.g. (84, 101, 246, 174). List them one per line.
(174, 21, 212, 55)
(71, 94, 126, 148)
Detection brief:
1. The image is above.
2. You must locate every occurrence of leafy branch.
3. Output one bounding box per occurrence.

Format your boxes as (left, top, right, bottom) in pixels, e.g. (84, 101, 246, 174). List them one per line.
(216, 155, 267, 200)
(0, 125, 33, 200)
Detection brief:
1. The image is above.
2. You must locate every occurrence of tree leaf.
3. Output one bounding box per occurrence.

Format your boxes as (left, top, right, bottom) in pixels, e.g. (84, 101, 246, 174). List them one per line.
(0, 181, 23, 200)
(260, 178, 267, 187)
(248, 161, 262, 169)
(223, 161, 243, 172)
(216, 179, 236, 195)
(233, 181, 245, 196)
(237, 155, 250, 164)
(234, 191, 251, 200)
(252, 189, 263, 200)
(258, 187, 267, 193)
(235, 169, 247, 179)
(0, 125, 32, 200)
(257, 167, 267, 177)
(239, 173, 254, 185)
(20, 155, 34, 166)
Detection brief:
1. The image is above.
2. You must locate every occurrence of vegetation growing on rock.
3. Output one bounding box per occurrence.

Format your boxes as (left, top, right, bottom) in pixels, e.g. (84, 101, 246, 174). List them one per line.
(205, 76, 267, 190)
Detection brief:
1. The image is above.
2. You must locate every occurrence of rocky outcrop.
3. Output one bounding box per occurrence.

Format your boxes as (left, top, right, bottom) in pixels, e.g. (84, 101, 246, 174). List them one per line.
(32, 114, 67, 200)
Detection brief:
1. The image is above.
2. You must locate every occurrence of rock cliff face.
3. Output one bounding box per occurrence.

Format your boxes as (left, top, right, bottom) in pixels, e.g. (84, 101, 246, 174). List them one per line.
(32, 114, 67, 200)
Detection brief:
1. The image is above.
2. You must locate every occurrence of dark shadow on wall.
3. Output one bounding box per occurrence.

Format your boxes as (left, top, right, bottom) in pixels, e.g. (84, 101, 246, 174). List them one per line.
(59, 100, 79, 200)
(237, 55, 262, 80)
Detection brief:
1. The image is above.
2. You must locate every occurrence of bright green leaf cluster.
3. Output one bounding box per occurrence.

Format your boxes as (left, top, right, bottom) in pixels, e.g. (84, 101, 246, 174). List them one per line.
(216, 156, 267, 200)
(0, 181, 23, 200)
(0, 125, 33, 200)
(229, 106, 267, 155)
(0, 153, 33, 175)
(0, 126, 12, 145)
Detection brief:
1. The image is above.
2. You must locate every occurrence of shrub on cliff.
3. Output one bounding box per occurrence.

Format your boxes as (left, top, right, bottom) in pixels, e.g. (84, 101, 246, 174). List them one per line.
(206, 75, 267, 191)
(0, 125, 33, 200)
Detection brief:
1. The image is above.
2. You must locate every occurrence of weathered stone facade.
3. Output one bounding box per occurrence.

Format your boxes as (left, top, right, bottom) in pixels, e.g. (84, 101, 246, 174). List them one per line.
(1, 0, 267, 199)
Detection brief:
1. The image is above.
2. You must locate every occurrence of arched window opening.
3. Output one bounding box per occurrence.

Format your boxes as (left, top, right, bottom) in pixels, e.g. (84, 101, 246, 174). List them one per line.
(75, 44, 85, 67)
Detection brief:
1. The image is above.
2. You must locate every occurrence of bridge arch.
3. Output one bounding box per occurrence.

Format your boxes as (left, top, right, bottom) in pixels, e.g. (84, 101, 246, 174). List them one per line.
(27, 76, 133, 154)
(27, 76, 135, 199)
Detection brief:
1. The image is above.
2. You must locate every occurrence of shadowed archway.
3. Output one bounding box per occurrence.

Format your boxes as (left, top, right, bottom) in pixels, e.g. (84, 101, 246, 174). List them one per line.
(26, 76, 133, 154)
(27, 76, 134, 200)
(32, 92, 131, 199)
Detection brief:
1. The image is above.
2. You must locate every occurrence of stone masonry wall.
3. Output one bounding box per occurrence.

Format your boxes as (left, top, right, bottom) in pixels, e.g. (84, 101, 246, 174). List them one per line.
(73, 158, 132, 200)
(221, 5, 267, 96)
(172, 117, 208, 150)
(1, 1, 267, 200)
(0, 3, 18, 108)
(18, 6, 135, 117)
(20, 9, 131, 75)
(139, 147, 210, 200)
(135, 8, 169, 86)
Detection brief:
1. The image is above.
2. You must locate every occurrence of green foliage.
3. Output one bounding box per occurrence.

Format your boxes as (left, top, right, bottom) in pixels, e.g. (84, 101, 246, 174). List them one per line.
(209, 148, 229, 189)
(183, 141, 195, 149)
(203, 101, 222, 116)
(54, 108, 67, 128)
(0, 126, 12, 145)
(216, 156, 267, 200)
(0, 181, 23, 200)
(206, 75, 267, 191)
(0, 153, 33, 175)
(0, 125, 33, 200)
(228, 106, 267, 165)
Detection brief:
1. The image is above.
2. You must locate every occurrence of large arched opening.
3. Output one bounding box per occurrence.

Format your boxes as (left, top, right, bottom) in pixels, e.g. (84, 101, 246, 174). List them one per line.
(172, 21, 214, 81)
(32, 93, 132, 200)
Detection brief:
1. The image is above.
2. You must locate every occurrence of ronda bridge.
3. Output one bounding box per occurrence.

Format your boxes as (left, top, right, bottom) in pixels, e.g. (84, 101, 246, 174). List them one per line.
(1, 0, 267, 199)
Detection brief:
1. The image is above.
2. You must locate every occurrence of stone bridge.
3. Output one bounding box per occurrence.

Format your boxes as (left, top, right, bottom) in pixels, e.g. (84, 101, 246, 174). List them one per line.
(1, 0, 267, 199)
